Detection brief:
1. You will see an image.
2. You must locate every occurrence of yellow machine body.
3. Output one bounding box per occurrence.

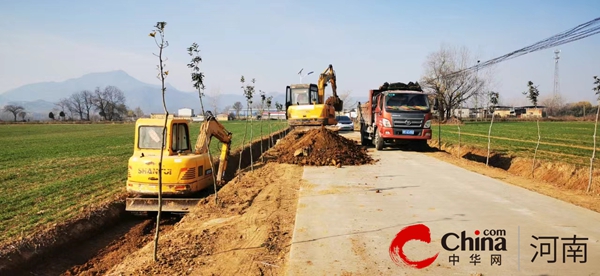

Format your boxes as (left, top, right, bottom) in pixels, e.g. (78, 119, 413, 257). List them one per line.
(125, 113, 232, 212)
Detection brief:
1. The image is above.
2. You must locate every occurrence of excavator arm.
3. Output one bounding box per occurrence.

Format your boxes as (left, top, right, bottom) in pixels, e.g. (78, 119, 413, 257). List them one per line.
(318, 64, 343, 111)
(195, 111, 232, 185)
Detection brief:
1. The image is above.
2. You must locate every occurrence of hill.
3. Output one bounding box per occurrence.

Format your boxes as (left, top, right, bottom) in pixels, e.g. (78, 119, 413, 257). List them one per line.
(0, 70, 287, 118)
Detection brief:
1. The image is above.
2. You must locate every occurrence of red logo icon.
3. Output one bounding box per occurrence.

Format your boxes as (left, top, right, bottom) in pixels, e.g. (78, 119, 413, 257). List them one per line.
(389, 224, 439, 269)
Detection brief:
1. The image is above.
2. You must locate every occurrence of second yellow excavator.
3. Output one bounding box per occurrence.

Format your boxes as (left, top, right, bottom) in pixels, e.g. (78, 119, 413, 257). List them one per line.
(285, 64, 344, 132)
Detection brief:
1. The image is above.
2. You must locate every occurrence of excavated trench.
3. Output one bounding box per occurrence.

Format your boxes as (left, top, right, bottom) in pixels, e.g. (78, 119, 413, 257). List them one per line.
(0, 128, 291, 276)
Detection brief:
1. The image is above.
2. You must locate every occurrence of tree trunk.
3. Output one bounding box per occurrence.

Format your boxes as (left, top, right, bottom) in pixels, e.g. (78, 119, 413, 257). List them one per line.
(486, 113, 495, 166)
(587, 103, 599, 193)
(250, 107, 254, 171)
(154, 32, 167, 262)
(238, 106, 249, 181)
(260, 110, 264, 162)
(531, 119, 541, 177)
(437, 105, 445, 122)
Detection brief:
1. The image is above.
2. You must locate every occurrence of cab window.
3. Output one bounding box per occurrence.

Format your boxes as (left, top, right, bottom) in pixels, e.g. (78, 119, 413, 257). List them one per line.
(310, 86, 318, 103)
(138, 126, 166, 149)
(171, 123, 190, 152)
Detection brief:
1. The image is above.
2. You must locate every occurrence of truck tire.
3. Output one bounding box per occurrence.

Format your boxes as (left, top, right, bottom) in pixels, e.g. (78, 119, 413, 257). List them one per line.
(413, 140, 428, 151)
(374, 131, 384, 150)
(360, 127, 371, 147)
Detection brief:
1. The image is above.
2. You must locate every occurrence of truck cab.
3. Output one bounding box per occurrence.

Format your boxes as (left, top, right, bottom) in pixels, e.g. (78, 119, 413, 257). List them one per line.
(358, 84, 438, 151)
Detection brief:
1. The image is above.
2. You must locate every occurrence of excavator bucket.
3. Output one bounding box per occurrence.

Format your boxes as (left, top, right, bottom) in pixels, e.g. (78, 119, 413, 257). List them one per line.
(125, 197, 201, 213)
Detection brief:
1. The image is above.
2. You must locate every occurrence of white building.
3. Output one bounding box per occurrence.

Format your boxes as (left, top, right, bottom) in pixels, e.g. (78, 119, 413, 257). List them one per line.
(178, 108, 194, 117)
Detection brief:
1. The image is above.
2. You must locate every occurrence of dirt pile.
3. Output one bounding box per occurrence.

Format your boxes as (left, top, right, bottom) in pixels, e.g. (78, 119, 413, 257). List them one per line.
(268, 127, 375, 166)
(106, 162, 304, 276)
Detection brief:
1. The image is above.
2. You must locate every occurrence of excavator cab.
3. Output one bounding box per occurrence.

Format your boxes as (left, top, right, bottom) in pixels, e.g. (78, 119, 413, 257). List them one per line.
(125, 112, 232, 213)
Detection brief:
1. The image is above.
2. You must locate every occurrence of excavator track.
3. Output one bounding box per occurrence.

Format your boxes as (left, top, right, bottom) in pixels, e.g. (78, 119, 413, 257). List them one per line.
(126, 197, 201, 213)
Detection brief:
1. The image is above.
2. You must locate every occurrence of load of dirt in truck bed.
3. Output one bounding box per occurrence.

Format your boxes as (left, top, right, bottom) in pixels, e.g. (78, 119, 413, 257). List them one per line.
(268, 127, 375, 166)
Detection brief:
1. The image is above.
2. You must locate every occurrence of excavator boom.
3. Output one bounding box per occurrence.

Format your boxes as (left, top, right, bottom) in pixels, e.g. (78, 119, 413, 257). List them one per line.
(318, 64, 343, 112)
(195, 111, 233, 185)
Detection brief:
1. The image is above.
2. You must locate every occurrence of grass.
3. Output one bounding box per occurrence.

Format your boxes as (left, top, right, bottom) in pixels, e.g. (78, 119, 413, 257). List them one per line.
(0, 119, 288, 243)
(432, 121, 600, 166)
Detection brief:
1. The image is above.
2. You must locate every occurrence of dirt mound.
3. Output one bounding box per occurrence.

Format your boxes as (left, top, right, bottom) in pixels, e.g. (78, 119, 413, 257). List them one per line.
(268, 127, 375, 166)
(106, 162, 304, 276)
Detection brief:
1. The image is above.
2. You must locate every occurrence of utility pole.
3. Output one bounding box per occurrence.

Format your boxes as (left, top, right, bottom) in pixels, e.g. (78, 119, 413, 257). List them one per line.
(553, 50, 561, 116)
(475, 60, 480, 121)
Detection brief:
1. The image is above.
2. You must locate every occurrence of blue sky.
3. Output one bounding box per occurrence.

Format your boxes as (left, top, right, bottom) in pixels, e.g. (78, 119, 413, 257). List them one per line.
(1, 0, 599, 105)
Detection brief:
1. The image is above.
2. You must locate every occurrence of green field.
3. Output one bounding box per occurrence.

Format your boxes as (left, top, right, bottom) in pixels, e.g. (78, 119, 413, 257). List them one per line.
(431, 121, 600, 166)
(0, 120, 287, 243)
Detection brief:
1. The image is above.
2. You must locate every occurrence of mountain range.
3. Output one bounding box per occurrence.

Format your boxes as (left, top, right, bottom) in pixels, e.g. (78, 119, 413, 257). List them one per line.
(0, 70, 289, 120)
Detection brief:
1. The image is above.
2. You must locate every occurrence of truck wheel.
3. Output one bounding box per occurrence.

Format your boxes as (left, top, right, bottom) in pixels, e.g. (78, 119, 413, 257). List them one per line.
(360, 130, 371, 146)
(413, 140, 428, 151)
(374, 131, 384, 151)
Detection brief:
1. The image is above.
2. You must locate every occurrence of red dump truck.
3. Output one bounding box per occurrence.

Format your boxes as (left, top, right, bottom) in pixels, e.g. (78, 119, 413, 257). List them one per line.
(357, 82, 438, 151)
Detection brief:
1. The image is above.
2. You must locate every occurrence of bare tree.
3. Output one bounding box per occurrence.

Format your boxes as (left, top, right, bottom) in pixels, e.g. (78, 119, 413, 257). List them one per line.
(266, 96, 274, 147)
(588, 76, 600, 193)
(421, 44, 488, 121)
(81, 90, 94, 120)
(259, 90, 266, 160)
(149, 20, 169, 262)
(134, 107, 144, 118)
(248, 78, 256, 171)
(187, 41, 219, 205)
(99, 86, 128, 121)
(92, 87, 107, 120)
(209, 87, 221, 115)
(338, 90, 356, 114)
(523, 81, 541, 177)
(275, 101, 286, 137)
(55, 98, 72, 120)
(486, 91, 499, 166)
(2, 105, 25, 122)
(18, 111, 27, 121)
(233, 101, 243, 119)
(238, 76, 256, 178)
(238, 77, 247, 178)
(68, 91, 86, 120)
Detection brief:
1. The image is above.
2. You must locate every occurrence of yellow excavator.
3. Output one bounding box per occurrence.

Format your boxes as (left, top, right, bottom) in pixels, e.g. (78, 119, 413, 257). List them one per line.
(285, 64, 344, 132)
(125, 111, 232, 213)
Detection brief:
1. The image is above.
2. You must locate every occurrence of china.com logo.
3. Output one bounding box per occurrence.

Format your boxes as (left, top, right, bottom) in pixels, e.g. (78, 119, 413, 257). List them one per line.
(389, 223, 507, 269)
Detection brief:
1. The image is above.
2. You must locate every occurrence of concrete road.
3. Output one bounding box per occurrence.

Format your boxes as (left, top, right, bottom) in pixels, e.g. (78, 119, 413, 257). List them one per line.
(286, 131, 600, 276)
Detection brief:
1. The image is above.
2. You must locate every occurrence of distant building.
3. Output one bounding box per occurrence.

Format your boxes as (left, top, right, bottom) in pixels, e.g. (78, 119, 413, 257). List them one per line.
(216, 113, 229, 121)
(178, 108, 194, 117)
(517, 106, 546, 118)
(452, 108, 471, 118)
(492, 106, 514, 118)
(344, 109, 357, 119)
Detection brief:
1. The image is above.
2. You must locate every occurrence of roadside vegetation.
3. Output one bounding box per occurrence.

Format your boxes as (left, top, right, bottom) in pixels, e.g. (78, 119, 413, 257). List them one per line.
(431, 120, 600, 167)
(0, 120, 287, 243)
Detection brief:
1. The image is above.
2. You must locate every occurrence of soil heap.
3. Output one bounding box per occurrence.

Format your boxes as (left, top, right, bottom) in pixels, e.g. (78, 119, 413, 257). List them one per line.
(270, 127, 375, 166)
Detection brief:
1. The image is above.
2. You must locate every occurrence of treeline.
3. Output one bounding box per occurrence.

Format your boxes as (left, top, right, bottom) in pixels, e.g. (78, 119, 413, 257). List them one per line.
(52, 85, 143, 121)
(553, 101, 599, 117)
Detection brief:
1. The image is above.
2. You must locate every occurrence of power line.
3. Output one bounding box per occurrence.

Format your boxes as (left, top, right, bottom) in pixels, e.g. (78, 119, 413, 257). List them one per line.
(446, 16, 600, 77)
